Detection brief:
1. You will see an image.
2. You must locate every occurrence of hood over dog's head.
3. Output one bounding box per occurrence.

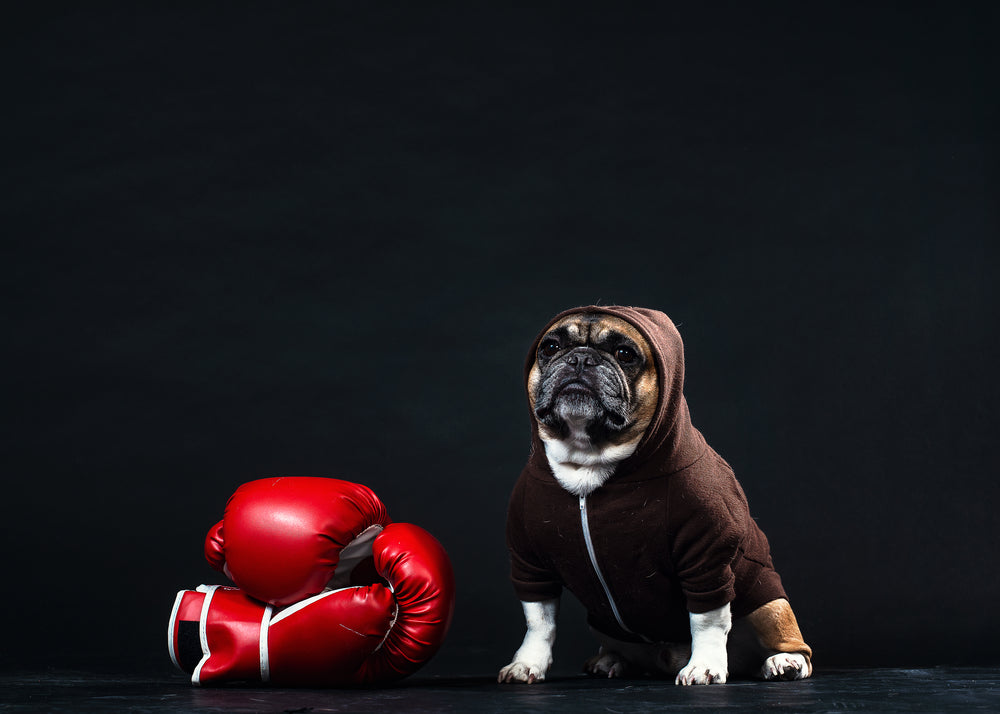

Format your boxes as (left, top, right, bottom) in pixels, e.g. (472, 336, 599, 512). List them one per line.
(523, 305, 706, 479)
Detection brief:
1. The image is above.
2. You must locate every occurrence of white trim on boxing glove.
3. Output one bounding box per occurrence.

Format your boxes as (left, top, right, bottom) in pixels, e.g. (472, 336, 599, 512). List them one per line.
(167, 590, 186, 670)
(192, 585, 221, 686)
(259, 603, 274, 683)
(268, 587, 355, 626)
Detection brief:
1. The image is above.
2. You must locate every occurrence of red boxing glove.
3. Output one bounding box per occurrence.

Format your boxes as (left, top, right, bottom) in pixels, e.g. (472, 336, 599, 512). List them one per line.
(170, 522, 455, 685)
(353, 523, 456, 683)
(172, 478, 455, 685)
(204, 477, 390, 606)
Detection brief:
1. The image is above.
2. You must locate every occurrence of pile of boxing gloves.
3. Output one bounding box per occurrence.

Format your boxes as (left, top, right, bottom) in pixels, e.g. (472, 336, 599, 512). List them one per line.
(167, 477, 455, 686)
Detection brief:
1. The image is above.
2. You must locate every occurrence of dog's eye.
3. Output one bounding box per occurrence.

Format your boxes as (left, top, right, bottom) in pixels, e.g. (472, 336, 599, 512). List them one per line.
(539, 340, 561, 358)
(615, 346, 638, 365)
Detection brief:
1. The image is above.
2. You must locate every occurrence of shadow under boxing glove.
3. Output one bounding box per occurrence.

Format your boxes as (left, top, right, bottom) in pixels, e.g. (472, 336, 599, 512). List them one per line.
(169, 522, 455, 685)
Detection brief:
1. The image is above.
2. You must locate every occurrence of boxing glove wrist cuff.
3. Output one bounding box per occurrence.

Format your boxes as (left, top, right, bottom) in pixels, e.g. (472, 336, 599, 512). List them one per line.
(168, 585, 275, 685)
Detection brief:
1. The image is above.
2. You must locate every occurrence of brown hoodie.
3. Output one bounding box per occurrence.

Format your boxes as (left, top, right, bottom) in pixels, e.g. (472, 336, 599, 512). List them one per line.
(506, 306, 787, 644)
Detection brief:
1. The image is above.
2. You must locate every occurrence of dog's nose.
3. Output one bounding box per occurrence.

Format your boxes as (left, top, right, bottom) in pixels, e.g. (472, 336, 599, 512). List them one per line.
(565, 349, 598, 370)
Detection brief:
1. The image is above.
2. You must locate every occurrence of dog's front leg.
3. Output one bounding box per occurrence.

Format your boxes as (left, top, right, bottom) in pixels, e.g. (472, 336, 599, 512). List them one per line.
(676, 602, 731, 685)
(498, 599, 559, 684)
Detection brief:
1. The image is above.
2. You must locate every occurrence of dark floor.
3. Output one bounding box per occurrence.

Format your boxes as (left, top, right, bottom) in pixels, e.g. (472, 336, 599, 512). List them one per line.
(3, 667, 999, 713)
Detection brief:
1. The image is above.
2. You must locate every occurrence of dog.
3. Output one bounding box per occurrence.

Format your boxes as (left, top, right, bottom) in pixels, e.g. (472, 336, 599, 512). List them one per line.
(498, 306, 812, 685)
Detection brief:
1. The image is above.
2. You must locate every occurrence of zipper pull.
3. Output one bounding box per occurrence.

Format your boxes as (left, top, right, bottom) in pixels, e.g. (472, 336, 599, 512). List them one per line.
(579, 495, 586, 510)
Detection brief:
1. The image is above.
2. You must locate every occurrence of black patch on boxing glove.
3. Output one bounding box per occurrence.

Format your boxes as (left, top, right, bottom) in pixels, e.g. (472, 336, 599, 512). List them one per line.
(175, 621, 203, 673)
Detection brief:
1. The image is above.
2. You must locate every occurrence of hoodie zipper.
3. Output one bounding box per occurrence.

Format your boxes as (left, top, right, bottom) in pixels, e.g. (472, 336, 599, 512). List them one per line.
(579, 494, 635, 637)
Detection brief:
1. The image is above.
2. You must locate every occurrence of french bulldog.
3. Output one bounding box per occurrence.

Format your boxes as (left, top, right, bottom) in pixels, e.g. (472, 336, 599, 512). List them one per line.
(498, 306, 812, 685)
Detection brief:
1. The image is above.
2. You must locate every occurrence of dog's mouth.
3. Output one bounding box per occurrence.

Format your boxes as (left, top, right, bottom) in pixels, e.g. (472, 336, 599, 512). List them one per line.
(554, 380, 596, 398)
(534, 380, 597, 419)
(535, 379, 631, 433)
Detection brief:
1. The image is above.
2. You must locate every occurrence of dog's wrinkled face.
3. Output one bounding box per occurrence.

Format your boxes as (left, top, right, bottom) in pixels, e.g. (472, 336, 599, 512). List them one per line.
(528, 313, 659, 450)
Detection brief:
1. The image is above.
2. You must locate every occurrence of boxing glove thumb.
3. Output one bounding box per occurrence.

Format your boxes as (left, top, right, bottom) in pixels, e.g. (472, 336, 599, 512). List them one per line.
(353, 522, 456, 684)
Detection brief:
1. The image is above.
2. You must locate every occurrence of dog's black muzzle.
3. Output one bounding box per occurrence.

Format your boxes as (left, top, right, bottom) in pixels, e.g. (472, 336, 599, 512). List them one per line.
(535, 347, 629, 429)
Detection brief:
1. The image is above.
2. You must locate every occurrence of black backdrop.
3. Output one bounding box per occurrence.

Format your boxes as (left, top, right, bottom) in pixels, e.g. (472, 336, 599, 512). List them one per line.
(3, 3, 997, 675)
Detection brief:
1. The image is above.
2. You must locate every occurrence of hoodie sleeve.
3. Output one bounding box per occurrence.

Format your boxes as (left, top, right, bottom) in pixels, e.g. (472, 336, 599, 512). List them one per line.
(666, 457, 750, 614)
(506, 475, 563, 602)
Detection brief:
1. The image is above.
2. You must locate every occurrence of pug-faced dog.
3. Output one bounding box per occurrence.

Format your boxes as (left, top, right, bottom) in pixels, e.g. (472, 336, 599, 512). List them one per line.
(498, 306, 812, 685)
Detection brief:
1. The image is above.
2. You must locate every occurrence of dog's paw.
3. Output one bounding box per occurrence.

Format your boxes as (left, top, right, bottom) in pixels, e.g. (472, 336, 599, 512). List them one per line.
(762, 653, 810, 681)
(498, 661, 548, 684)
(675, 659, 728, 685)
(583, 650, 628, 679)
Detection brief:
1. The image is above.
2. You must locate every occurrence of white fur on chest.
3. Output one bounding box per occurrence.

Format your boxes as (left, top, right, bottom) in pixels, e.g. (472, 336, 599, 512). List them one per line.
(540, 419, 638, 497)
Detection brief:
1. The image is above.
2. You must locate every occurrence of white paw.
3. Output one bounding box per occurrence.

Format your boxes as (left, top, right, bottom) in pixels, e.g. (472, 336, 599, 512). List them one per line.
(584, 651, 627, 678)
(675, 659, 728, 685)
(498, 661, 548, 684)
(762, 653, 810, 681)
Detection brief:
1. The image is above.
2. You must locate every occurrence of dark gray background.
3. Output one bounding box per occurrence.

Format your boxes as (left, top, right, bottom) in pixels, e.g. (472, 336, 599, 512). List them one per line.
(3, 2, 997, 675)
